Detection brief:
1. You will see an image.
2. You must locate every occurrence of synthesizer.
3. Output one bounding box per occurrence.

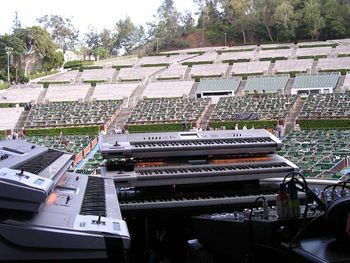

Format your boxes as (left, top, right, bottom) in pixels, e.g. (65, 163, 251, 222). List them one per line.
(0, 139, 74, 212)
(117, 182, 282, 214)
(0, 172, 130, 262)
(0, 140, 130, 262)
(103, 154, 299, 187)
(99, 129, 283, 158)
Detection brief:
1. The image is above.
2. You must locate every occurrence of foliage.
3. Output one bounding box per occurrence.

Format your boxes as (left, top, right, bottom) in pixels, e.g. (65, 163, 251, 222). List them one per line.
(298, 119, 350, 129)
(0, 130, 6, 138)
(29, 70, 60, 80)
(63, 60, 93, 69)
(127, 123, 192, 133)
(0, 82, 10, 90)
(37, 15, 79, 50)
(25, 126, 100, 136)
(42, 51, 64, 72)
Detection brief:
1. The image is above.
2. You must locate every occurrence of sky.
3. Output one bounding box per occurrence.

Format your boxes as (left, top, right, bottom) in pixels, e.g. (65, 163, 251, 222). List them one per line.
(0, 0, 198, 35)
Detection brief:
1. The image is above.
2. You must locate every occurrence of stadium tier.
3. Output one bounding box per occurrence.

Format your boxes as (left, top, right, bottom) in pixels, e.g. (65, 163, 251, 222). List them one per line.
(112, 57, 139, 68)
(296, 46, 332, 59)
(0, 107, 24, 131)
(316, 57, 350, 71)
(292, 73, 340, 95)
(280, 130, 350, 179)
(210, 95, 298, 122)
(257, 48, 292, 60)
(217, 45, 256, 52)
(143, 80, 194, 98)
(44, 84, 91, 102)
(39, 70, 78, 83)
(91, 83, 139, 100)
(231, 61, 270, 75)
(24, 100, 122, 129)
(126, 97, 210, 125)
(298, 41, 335, 48)
(155, 65, 188, 79)
(298, 93, 350, 119)
(0, 86, 43, 103)
(117, 66, 165, 81)
(335, 44, 350, 57)
(219, 51, 254, 62)
(140, 55, 171, 66)
(244, 75, 289, 94)
(261, 43, 293, 49)
(182, 52, 218, 65)
(196, 78, 240, 98)
(80, 68, 116, 82)
(273, 59, 313, 74)
(189, 63, 229, 78)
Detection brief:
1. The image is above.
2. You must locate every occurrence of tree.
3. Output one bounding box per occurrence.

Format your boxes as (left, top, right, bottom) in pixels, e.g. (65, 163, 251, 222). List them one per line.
(115, 17, 144, 54)
(272, 0, 298, 41)
(322, 0, 346, 38)
(42, 51, 64, 72)
(303, 0, 325, 40)
(223, 0, 255, 44)
(180, 10, 195, 36)
(37, 15, 79, 51)
(255, 0, 281, 42)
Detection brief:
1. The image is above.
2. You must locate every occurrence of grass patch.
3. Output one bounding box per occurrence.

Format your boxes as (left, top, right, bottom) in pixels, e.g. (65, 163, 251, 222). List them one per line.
(81, 65, 103, 70)
(156, 77, 181, 80)
(182, 61, 213, 66)
(192, 75, 222, 82)
(337, 53, 350, 58)
(297, 55, 327, 61)
(112, 65, 133, 70)
(262, 46, 290, 50)
(223, 59, 250, 65)
(141, 63, 169, 67)
(218, 48, 255, 54)
(276, 71, 306, 77)
(63, 60, 94, 69)
(260, 57, 287, 62)
(298, 43, 337, 48)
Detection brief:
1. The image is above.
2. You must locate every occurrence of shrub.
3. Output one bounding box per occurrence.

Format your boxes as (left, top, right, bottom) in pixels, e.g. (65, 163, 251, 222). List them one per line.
(182, 61, 213, 66)
(112, 65, 133, 70)
(25, 126, 100, 136)
(127, 123, 193, 133)
(63, 60, 94, 69)
(298, 119, 350, 129)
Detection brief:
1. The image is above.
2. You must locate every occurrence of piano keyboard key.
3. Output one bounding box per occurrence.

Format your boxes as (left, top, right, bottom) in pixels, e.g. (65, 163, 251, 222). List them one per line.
(80, 176, 106, 217)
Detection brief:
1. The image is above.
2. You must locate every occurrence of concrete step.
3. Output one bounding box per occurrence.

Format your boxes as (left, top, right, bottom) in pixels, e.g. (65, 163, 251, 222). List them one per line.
(14, 111, 29, 132)
(85, 86, 95, 101)
(37, 88, 48, 103)
(200, 104, 216, 129)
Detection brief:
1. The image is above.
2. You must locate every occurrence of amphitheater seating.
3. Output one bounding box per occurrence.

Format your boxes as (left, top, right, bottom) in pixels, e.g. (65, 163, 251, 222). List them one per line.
(40, 70, 78, 83)
(80, 68, 116, 82)
(24, 100, 122, 128)
(113, 57, 138, 68)
(189, 63, 229, 78)
(317, 57, 350, 71)
(261, 43, 293, 49)
(231, 61, 270, 75)
(210, 95, 297, 121)
(143, 80, 194, 98)
(297, 41, 333, 48)
(299, 94, 350, 119)
(244, 75, 289, 93)
(196, 78, 240, 96)
(280, 130, 350, 179)
(91, 83, 139, 100)
(273, 59, 313, 73)
(25, 135, 96, 155)
(75, 151, 103, 175)
(0, 107, 24, 130)
(126, 98, 210, 124)
(0, 86, 43, 103)
(335, 45, 350, 57)
(296, 47, 331, 58)
(182, 52, 217, 65)
(140, 56, 171, 66)
(117, 66, 165, 81)
(257, 48, 292, 60)
(156, 65, 188, 79)
(44, 85, 90, 102)
(220, 51, 254, 62)
(218, 45, 256, 52)
(292, 73, 340, 92)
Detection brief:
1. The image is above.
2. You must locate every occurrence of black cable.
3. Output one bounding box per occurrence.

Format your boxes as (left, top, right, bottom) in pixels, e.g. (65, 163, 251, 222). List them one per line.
(246, 196, 266, 263)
